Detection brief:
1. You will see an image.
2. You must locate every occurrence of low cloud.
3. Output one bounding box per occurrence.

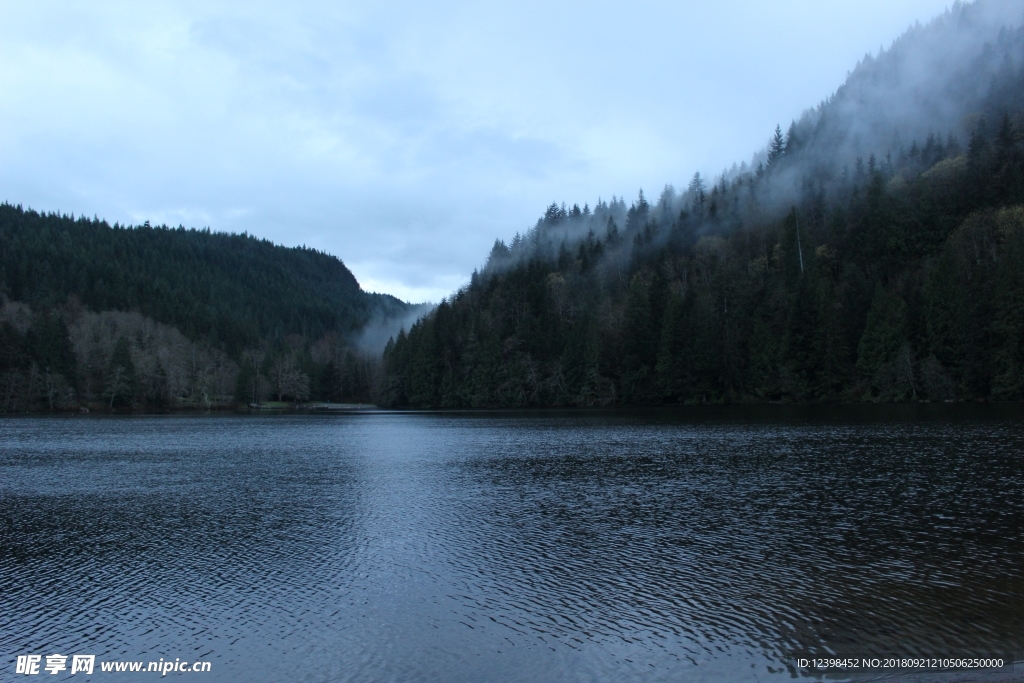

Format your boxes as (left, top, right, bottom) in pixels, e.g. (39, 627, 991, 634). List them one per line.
(353, 303, 435, 356)
(0, 0, 956, 302)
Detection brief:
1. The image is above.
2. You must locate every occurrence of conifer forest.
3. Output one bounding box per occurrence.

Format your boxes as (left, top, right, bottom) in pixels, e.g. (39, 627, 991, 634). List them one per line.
(380, 4, 1024, 408)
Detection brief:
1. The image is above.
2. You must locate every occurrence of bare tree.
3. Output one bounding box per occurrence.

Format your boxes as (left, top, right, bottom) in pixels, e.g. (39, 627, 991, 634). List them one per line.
(269, 355, 310, 402)
(71, 309, 238, 408)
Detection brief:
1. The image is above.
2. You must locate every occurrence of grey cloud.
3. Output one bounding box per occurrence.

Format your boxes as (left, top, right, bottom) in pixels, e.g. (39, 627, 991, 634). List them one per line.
(0, 0, 957, 305)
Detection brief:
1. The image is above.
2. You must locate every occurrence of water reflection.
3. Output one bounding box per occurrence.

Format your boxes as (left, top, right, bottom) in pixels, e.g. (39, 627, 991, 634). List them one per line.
(1, 408, 1021, 681)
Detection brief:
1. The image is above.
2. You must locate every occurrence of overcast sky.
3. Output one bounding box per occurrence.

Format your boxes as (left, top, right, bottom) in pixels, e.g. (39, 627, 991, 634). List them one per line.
(0, 0, 954, 303)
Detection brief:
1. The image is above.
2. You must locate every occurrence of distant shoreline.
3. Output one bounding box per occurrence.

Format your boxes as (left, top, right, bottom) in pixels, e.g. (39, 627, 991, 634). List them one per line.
(5, 400, 1023, 417)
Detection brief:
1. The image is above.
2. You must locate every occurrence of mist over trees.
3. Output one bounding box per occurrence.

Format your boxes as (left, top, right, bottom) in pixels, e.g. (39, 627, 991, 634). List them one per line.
(381, 0, 1024, 408)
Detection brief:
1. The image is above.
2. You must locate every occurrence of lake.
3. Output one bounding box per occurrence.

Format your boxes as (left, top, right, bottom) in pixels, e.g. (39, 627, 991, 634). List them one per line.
(1, 407, 1022, 681)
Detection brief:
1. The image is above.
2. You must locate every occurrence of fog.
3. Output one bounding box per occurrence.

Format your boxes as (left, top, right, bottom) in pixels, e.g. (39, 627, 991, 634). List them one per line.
(477, 0, 1024, 278)
(0, 0, 957, 304)
(354, 303, 435, 355)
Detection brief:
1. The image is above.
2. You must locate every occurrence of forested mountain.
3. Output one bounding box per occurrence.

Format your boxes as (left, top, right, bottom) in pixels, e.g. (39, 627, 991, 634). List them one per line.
(382, 0, 1024, 408)
(0, 207, 410, 411)
(0, 205, 405, 348)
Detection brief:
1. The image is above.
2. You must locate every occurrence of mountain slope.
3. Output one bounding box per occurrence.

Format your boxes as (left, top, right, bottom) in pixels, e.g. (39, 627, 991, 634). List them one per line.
(0, 204, 405, 351)
(0, 205, 409, 411)
(382, 0, 1024, 407)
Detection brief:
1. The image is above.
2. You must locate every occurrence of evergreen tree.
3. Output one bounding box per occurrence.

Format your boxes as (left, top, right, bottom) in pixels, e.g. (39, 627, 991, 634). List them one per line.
(857, 286, 907, 397)
(767, 125, 786, 166)
(105, 336, 137, 408)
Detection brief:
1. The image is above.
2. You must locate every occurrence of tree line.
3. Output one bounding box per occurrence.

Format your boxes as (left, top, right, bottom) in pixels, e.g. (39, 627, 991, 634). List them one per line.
(382, 117, 1024, 406)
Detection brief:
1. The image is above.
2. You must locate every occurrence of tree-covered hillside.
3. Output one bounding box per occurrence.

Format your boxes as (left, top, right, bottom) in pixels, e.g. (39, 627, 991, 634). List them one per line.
(0, 205, 404, 350)
(0, 207, 409, 411)
(381, 0, 1024, 408)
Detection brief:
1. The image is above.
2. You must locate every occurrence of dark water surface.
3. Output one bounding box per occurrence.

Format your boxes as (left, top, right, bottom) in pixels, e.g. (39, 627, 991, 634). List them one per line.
(1, 407, 1022, 682)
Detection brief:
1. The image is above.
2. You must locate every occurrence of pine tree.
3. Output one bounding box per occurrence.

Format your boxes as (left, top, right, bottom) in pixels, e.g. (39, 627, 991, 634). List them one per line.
(105, 336, 136, 408)
(857, 286, 907, 398)
(767, 125, 785, 166)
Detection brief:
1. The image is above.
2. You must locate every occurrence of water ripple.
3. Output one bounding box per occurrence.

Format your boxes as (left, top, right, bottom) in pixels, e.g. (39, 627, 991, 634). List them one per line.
(1, 408, 1022, 682)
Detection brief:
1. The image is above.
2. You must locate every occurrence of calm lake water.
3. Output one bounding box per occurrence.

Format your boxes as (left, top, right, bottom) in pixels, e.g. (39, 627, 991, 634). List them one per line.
(1, 407, 1022, 682)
